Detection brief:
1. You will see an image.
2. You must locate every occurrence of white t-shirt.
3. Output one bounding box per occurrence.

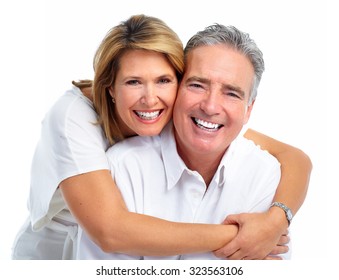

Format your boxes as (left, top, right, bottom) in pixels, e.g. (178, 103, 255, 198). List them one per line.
(77, 123, 287, 260)
(12, 86, 110, 259)
(29, 86, 109, 230)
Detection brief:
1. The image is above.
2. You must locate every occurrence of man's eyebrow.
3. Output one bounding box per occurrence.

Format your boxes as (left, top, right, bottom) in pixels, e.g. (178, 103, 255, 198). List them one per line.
(223, 84, 246, 98)
(186, 76, 246, 98)
(185, 76, 210, 85)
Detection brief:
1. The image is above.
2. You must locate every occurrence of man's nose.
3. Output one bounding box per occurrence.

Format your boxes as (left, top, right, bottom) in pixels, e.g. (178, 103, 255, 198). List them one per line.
(199, 91, 221, 115)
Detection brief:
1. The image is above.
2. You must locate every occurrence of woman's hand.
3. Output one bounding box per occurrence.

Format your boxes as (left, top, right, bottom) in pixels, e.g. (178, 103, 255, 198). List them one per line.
(213, 211, 289, 260)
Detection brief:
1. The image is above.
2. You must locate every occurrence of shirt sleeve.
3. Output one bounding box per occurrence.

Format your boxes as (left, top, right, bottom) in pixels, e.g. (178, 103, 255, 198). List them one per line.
(248, 161, 281, 212)
(29, 89, 109, 229)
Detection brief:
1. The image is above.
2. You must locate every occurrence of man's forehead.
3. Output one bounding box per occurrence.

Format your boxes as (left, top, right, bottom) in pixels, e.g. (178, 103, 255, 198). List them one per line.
(184, 45, 254, 94)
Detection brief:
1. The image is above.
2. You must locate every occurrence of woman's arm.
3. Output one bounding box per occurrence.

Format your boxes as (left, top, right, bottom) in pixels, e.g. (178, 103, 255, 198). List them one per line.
(214, 128, 312, 260)
(60, 170, 238, 256)
(245, 128, 312, 216)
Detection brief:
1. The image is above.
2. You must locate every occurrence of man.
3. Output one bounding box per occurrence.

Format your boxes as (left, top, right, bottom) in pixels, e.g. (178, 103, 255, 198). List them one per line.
(77, 24, 290, 260)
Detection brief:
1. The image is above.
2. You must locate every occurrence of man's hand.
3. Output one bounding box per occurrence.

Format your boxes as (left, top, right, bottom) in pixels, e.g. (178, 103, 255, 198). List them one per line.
(213, 211, 289, 260)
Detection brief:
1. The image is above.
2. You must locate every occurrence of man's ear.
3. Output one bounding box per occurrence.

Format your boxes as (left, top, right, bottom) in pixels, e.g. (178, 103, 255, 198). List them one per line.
(243, 99, 255, 125)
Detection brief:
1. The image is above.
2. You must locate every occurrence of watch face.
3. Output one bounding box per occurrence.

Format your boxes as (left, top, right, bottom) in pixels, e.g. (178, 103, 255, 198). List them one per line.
(271, 202, 293, 223)
(287, 211, 293, 220)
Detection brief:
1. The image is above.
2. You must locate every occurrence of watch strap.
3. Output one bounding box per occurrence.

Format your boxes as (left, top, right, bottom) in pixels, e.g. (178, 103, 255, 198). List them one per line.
(270, 202, 293, 226)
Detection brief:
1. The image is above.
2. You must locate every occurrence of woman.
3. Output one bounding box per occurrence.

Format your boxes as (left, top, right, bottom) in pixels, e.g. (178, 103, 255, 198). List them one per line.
(12, 14, 311, 260)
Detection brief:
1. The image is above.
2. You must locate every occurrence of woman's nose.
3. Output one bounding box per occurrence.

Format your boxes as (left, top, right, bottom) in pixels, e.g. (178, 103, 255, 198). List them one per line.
(140, 85, 159, 107)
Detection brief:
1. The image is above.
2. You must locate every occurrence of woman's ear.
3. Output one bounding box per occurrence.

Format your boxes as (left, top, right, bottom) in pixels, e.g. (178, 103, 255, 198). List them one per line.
(108, 87, 114, 98)
(108, 87, 116, 103)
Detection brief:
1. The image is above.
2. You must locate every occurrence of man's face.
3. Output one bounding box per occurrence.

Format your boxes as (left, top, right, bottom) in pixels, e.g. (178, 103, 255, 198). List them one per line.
(173, 44, 255, 160)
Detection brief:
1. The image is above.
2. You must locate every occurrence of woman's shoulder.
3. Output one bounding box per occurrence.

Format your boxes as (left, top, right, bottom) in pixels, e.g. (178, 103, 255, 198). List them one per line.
(39, 86, 98, 136)
(54, 86, 93, 110)
(48, 86, 94, 117)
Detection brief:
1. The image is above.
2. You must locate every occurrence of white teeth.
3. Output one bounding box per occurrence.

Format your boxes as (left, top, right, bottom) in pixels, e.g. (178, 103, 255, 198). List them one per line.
(135, 110, 161, 120)
(194, 118, 221, 130)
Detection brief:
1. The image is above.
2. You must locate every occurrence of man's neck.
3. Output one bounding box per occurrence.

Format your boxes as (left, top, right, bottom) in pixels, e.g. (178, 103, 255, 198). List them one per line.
(178, 147, 224, 187)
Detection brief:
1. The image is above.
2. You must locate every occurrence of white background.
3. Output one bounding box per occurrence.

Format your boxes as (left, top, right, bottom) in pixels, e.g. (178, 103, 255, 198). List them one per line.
(0, 0, 336, 271)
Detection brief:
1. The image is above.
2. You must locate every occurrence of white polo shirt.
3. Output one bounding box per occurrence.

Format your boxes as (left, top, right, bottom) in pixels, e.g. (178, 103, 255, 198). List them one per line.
(77, 123, 286, 260)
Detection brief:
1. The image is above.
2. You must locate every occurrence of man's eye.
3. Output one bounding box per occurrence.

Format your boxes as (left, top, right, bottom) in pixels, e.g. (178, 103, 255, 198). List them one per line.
(189, 83, 203, 88)
(227, 92, 240, 99)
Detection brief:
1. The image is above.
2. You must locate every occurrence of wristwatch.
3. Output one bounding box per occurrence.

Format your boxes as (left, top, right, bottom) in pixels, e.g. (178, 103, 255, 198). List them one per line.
(270, 202, 293, 226)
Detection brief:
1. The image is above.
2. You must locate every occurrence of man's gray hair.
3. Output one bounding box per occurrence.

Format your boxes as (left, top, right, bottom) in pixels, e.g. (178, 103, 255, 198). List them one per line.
(184, 24, 264, 103)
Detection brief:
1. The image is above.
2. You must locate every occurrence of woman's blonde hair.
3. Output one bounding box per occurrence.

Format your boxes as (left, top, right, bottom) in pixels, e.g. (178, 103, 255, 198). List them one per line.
(73, 14, 184, 145)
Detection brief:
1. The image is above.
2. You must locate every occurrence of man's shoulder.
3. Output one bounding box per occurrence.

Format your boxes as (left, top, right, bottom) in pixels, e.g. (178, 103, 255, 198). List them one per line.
(106, 135, 160, 162)
(234, 136, 280, 167)
(226, 136, 281, 195)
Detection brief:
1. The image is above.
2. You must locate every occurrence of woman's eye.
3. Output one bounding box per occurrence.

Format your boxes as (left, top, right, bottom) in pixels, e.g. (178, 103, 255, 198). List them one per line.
(158, 78, 171, 84)
(126, 80, 140, 86)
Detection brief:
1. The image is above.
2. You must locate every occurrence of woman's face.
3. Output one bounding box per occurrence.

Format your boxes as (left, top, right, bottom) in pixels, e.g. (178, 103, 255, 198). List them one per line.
(110, 49, 178, 137)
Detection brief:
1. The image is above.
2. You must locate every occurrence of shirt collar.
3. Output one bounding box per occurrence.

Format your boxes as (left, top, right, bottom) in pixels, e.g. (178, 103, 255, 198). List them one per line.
(160, 122, 187, 190)
(209, 136, 239, 188)
(160, 122, 241, 190)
